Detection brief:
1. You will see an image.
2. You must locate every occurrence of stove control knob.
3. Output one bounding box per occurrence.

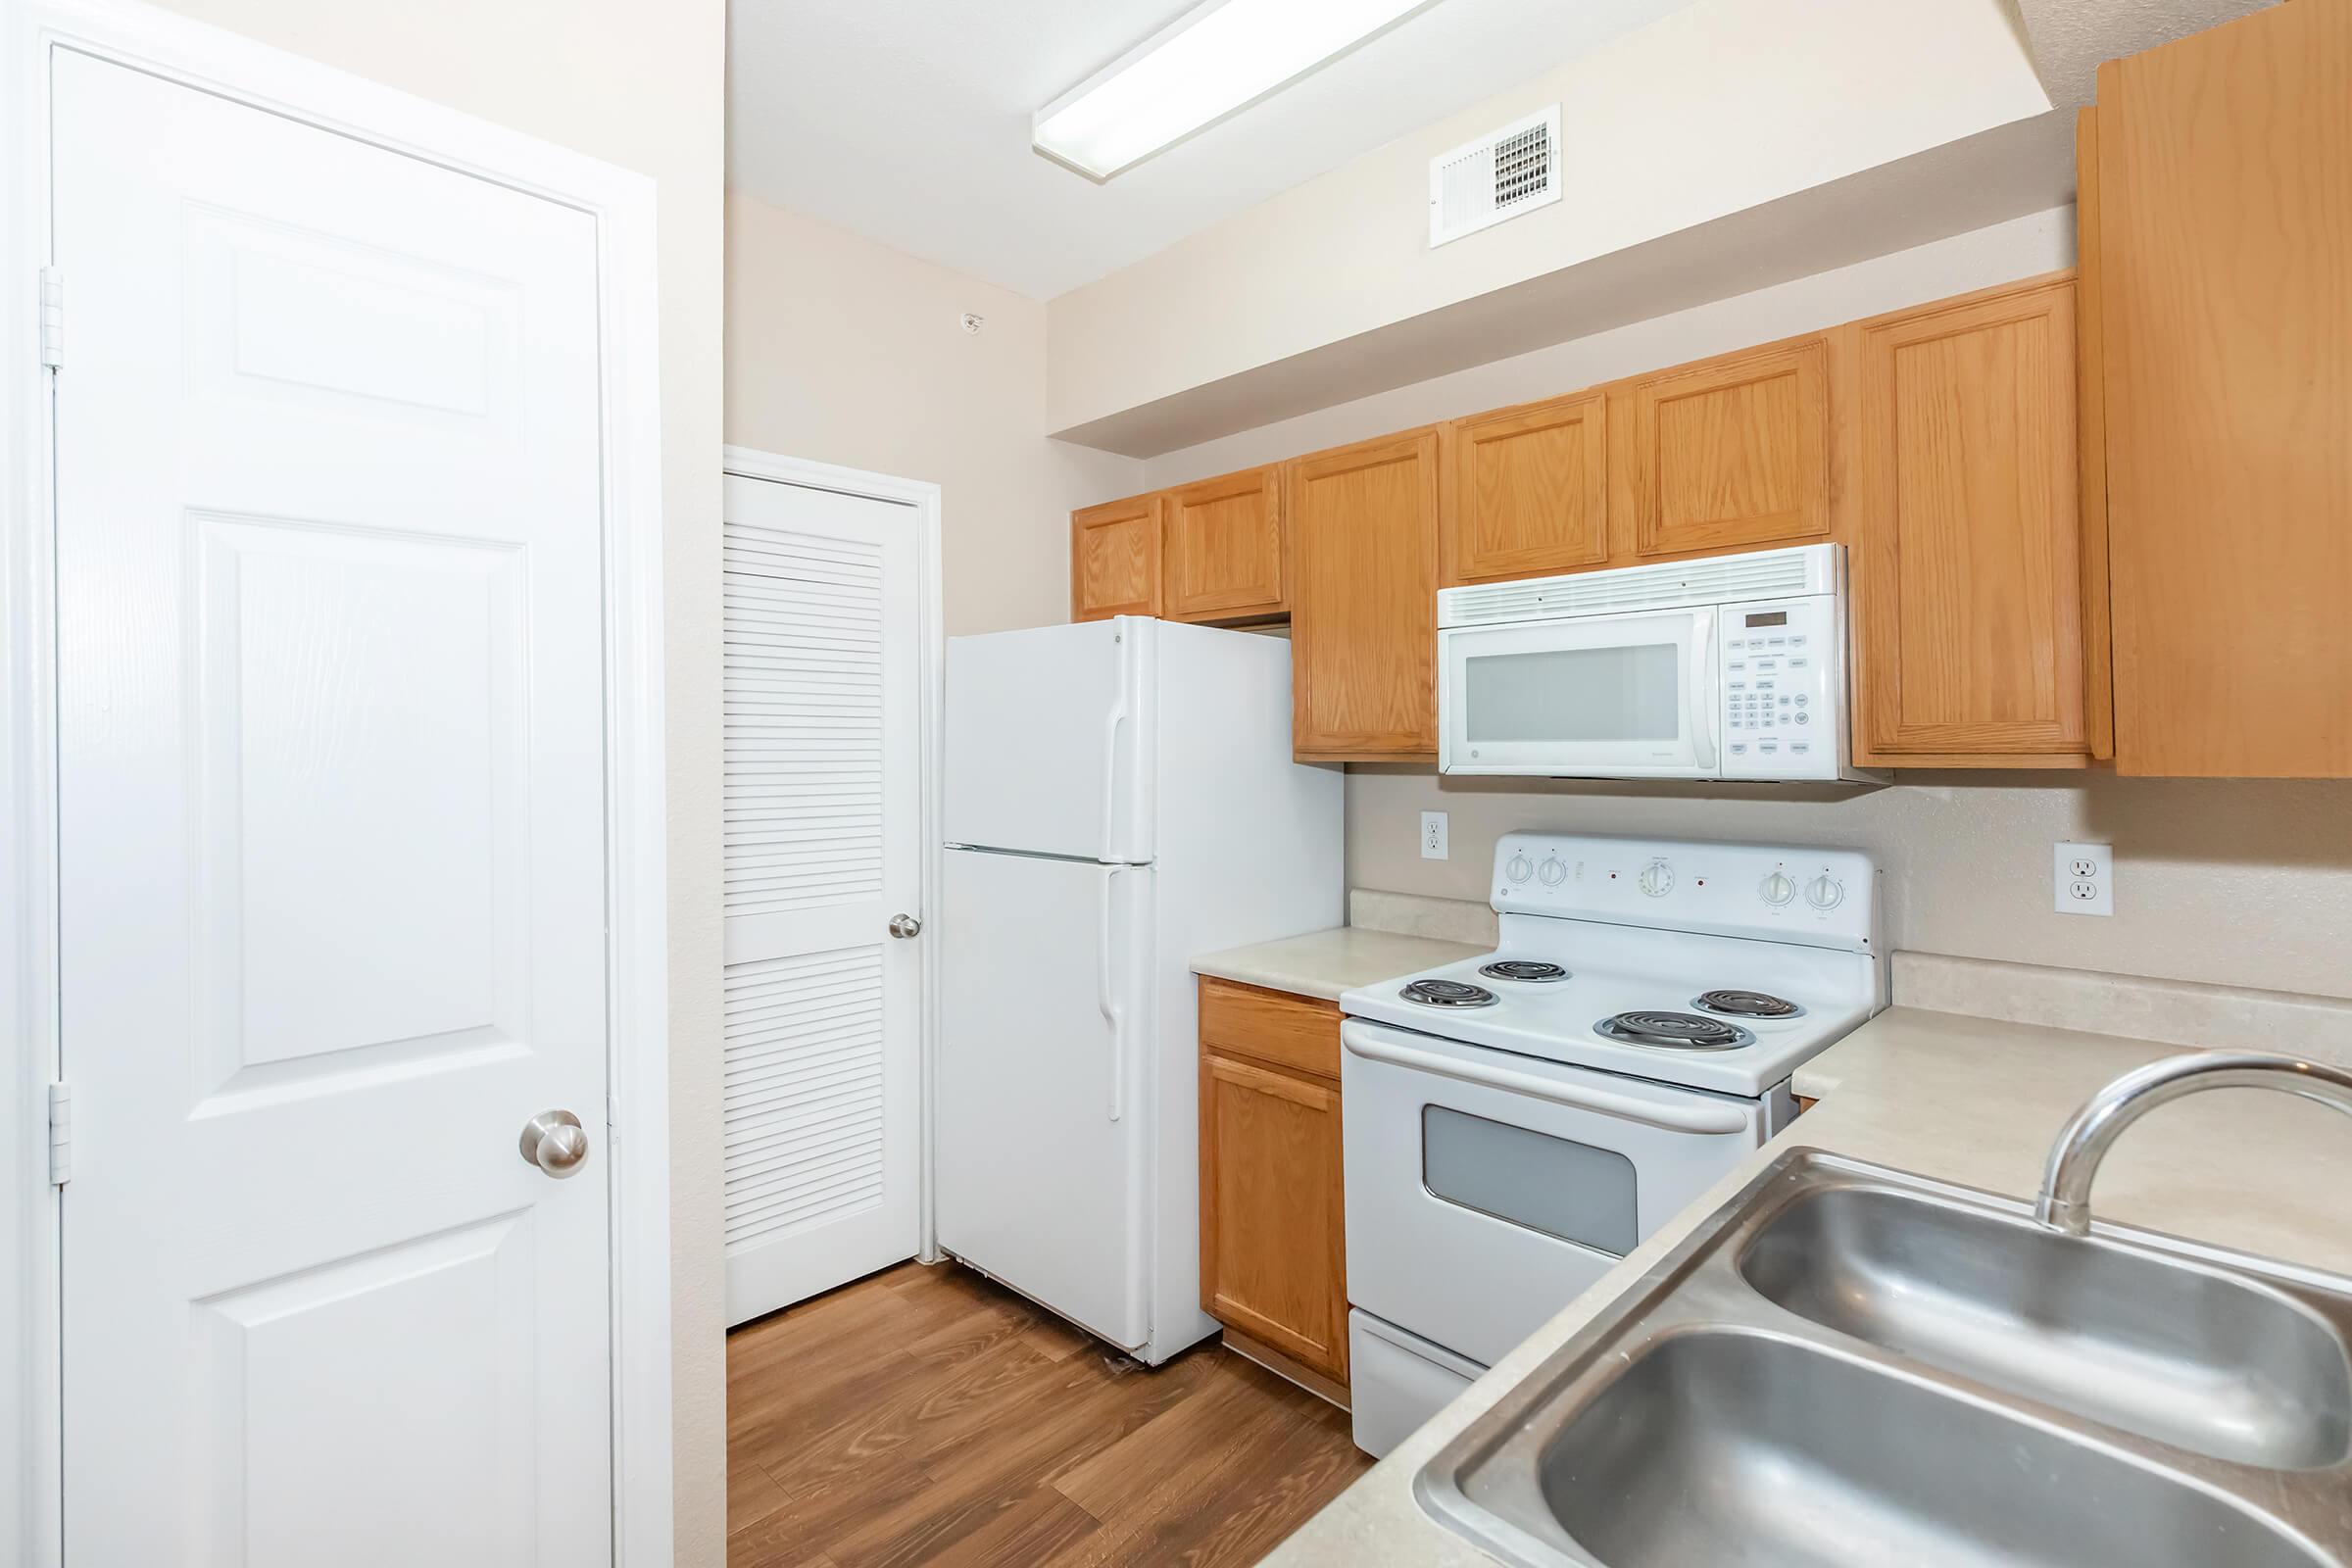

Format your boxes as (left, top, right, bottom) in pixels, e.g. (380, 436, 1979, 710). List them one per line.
(1505, 853, 1534, 884)
(1759, 870, 1797, 907)
(1637, 859, 1674, 898)
(1805, 873, 1846, 911)
(1536, 856, 1568, 887)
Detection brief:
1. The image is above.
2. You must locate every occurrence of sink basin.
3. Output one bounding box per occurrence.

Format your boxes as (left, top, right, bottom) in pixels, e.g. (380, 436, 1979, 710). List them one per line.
(1739, 1184, 2352, 1470)
(1415, 1152, 2352, 1568)
(1523, 1330, 2329, 1568)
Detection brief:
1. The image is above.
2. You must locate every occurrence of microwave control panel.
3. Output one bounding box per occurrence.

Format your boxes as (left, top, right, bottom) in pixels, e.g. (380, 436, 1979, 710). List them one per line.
(1719, 594, 1841, 780)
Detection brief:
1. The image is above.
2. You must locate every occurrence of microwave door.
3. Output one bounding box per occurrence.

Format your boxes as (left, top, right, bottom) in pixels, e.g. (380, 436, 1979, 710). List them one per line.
(1441, 608, 1717, 778)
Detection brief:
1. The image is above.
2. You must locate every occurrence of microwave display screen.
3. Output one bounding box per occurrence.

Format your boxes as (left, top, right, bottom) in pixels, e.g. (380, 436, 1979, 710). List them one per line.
(1743, 612, 1789, 627)
(1464, 643, 1680, 743)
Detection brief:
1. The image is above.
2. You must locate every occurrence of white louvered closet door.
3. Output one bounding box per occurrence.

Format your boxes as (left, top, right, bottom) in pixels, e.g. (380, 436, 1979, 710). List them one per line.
(721, 471, 922, 1325)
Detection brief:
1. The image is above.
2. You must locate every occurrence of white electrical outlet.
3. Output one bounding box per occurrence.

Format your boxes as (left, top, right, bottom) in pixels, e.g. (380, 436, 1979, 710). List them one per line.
(2054, 841, 2114, 915)
(1420, 810, 1448, 860)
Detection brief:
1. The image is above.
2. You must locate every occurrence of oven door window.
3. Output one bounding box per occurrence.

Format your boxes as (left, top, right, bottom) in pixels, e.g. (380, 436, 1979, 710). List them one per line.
(1421, 1104, 1638, 1257)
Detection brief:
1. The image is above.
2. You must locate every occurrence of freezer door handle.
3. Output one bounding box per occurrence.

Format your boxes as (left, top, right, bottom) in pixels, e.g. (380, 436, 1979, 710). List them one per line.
(1098, 864, 1126, 1122)
(1099, 700, 1128, 862)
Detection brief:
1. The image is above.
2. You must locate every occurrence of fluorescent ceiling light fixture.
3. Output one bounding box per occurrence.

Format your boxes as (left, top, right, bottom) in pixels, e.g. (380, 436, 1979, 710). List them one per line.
(1033, 0, 1443, 181)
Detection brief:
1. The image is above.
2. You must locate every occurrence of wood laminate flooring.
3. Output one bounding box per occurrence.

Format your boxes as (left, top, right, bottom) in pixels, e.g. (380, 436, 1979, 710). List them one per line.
(727, 1259, 1373, 1568)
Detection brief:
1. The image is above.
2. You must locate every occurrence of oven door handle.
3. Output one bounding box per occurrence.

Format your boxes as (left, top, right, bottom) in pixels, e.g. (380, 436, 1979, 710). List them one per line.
(1342, 1022, 1752, 1135)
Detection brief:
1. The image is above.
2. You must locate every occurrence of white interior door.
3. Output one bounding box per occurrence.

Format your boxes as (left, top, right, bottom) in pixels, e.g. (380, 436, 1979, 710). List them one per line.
(721, 472, 923, 1324)
(51, 50, 612, 1565)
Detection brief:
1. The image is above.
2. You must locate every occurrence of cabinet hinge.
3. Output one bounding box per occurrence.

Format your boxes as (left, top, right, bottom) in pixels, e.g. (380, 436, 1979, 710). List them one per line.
(47, 1081, 71, 1186)
(38, 267, 63, 370)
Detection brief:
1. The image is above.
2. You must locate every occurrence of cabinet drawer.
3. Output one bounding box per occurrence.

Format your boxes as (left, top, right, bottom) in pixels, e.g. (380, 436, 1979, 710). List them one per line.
(1198, 977, 1341, 1080)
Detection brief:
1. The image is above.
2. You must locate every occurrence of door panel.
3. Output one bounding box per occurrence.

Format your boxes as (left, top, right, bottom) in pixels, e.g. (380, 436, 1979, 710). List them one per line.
(1856, 279, 2088, 760)
(1071, 493, 1161, 619)
(1163, 466, 1285, 621)
(1623, 336, 1832, 559)
(936, 851, 1150, 1349)
(1287, 426, 1444, 760)
(2097, 3, 2352, 776)
(944, 617, 1146, 861)
(1200, 1052, 1348, 1379)
(54, 49, 609, 1563)
(720, 475, 922, 1324)
(1446, 391, 1609, 584)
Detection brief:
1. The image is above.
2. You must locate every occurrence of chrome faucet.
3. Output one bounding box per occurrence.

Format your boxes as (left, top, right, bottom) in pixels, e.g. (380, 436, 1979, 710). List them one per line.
(2035, 1050, 2352, 1236)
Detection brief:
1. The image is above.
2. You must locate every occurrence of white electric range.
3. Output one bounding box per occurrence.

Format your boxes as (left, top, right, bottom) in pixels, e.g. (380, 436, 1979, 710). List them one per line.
(1339, 831, 1882, 1457)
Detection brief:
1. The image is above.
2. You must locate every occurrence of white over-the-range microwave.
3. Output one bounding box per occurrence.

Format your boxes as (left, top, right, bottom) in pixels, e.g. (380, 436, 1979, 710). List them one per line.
(1438, 542, 1883, 783)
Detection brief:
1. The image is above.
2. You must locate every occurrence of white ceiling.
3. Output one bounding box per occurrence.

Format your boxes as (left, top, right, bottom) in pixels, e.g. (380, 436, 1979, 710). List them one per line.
(726, 0, 1699, 301)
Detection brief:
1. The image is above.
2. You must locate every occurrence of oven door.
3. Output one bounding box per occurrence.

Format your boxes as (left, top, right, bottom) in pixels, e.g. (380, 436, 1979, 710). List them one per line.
(1340, 1018, 1766, 1368)
(1439, 606, 1719, 777)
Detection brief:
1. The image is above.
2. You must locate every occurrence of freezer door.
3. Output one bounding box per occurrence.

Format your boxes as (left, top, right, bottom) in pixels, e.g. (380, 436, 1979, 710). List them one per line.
(944, 617, 1152, 862)
(936, 848, 1151, 1348)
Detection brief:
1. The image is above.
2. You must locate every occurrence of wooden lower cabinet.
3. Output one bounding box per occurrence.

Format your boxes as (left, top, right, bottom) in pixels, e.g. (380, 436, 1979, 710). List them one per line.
(1198, 979, 1348, 1384)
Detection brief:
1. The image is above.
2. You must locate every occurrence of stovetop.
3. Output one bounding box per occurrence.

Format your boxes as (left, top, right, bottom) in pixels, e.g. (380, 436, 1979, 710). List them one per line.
(1341, 923, 1875, 1099)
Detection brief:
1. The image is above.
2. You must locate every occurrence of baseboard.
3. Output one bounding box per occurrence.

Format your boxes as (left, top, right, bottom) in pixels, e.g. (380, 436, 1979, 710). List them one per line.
(1222, 1327, 1350, 1412)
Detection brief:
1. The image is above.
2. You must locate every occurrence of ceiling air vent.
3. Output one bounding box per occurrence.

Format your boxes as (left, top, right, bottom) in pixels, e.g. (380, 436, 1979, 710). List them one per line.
(1429, 105, 1561, 249)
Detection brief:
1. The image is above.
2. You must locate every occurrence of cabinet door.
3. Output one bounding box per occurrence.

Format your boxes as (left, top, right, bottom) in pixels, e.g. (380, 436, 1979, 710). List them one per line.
(1446, 391, 1608, 584)
(2075, 106, 2116, 761)
(1623, 336, 1832, 559)
(1287, 426, 1443, 760)
(1855, 278, 2090, 762)
(1200, 1051, 1347, 1381)
(2098, 3, 2352, 776)
(1070, 493, 1160, 621)
(1163, 466, 1285, 621)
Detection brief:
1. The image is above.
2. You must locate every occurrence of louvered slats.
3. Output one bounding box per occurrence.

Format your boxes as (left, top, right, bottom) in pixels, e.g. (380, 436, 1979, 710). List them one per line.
(723, 520, 885, 917)
(722, 946, 886, 1250)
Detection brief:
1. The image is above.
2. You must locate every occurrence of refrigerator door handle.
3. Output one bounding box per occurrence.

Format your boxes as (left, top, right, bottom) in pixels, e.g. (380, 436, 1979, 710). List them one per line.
(1099, 700, 1128, 862)
(1097, 864, 1125, 1122)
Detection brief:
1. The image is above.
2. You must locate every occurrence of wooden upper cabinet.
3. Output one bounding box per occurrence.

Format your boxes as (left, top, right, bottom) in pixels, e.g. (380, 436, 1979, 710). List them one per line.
(2094, 1, 2352, 776)
(1622, 336, 1833, 560)
(1853, 277, 2091, 763)
(2074, 105, 2116, 762)
(1162, 466, 1286, 622)
(1444, 391, 1608, 584)
(1070, 493, 1160, 621)
(1287, 426, 1444, 760)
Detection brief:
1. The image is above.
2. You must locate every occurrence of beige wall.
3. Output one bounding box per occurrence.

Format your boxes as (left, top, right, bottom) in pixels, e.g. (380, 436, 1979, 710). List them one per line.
(138, 0, 728, 1556)
(1049, 0, 2049, 438)
(726, 194, 1145, 637)
(1148, 208, 2352, 1004)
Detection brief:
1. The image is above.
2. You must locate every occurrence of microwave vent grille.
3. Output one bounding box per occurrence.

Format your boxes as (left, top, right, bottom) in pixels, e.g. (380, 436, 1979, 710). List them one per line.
(1440, 546, 1829, 627)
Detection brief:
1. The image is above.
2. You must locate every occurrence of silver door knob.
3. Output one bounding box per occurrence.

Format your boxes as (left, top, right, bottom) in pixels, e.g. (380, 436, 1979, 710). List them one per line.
(888, 913, 922, 939)
(519, 1109, 589, 1178)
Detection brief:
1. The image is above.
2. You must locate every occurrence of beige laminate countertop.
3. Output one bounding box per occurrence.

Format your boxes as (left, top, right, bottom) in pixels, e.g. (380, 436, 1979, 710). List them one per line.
(1191, 927, 1488, 1004)
(1267, 1004, 2352, 1566)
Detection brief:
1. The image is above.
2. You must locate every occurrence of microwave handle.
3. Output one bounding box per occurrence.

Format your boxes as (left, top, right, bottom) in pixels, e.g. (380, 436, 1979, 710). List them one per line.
(1690, 609, 1721, 770)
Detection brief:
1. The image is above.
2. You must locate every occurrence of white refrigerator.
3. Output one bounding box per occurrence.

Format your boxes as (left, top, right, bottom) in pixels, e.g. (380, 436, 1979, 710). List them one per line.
(937, 616, 1344, 1363)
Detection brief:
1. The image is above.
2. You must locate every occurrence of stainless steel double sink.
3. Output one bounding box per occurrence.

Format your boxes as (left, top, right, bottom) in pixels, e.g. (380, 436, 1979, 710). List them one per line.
(1415, 1151, 2352, 1567)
